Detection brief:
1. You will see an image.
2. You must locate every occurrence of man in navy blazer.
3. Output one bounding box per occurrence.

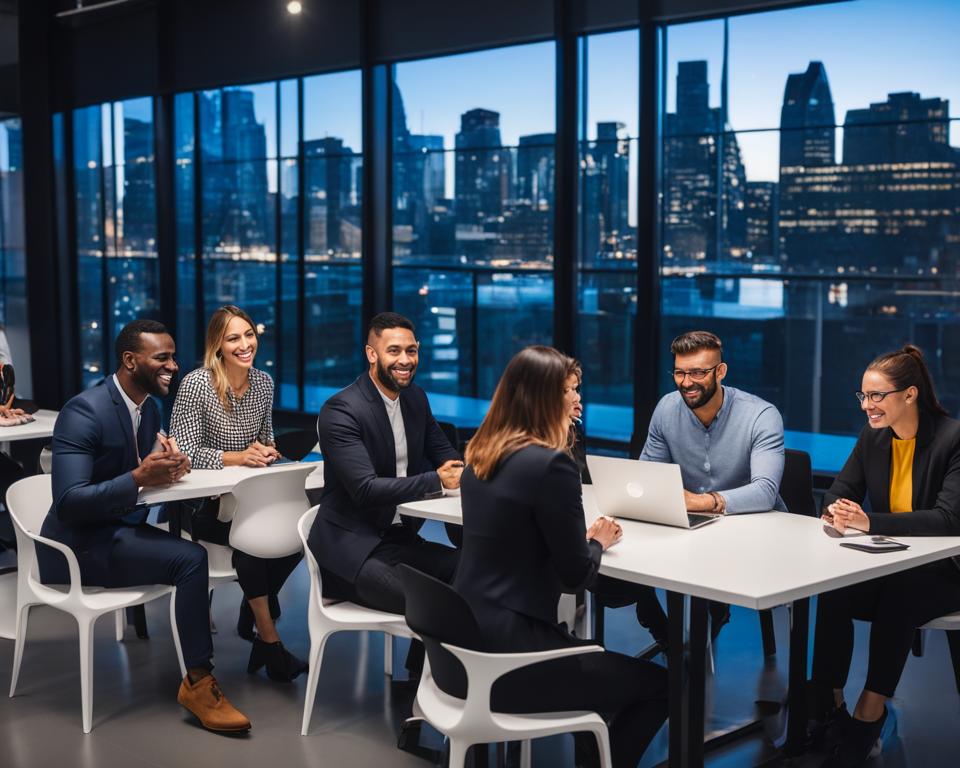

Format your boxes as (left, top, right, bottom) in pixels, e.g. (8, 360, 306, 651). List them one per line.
(38, 319, 251, 733)
(307, 312, 462, 618)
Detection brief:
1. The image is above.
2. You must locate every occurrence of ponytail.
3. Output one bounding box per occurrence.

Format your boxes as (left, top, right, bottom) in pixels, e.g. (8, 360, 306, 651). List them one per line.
(868, 344, 948, 417)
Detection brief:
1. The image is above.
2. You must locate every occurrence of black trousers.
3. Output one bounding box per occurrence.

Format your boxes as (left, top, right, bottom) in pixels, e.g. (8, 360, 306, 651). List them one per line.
(41, 524, 213, 670)
(187, 498, 302, 602)
(315, 526, 459, 674)
(812, 558, 960, 697)
(591, 575, 671, 642)
(491, 650, 668, 768)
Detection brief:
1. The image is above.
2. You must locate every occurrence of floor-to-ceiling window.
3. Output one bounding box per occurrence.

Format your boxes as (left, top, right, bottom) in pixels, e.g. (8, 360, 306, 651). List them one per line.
(173, 70, 363, 411)
(577, 30, 639, 442)
(660, 0, 960, 470)
(74, 98, 159, 387)
(392, 43, 556, 424)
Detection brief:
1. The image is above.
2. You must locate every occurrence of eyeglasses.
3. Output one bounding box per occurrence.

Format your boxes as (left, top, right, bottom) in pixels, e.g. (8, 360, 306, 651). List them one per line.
(671, 365, 720, 382)
(855, 388, 907, 404)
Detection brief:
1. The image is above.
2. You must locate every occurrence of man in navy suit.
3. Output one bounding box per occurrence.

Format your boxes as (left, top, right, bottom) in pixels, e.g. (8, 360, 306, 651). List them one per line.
(307, 312, 462, 619)
(39, 319, 251, 733)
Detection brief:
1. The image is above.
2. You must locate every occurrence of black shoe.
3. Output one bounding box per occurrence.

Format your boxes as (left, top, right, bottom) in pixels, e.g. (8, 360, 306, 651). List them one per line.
(821, 708, 886, 768)
(247, 637, 308, 682)
(805, 680, 850, 750)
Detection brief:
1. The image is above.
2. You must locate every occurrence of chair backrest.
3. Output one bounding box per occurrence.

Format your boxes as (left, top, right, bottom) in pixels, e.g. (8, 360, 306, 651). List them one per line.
(6, 474, 55, 581)
(780, 448, 817, 517)
(297, 506, 325, 616)
(399, 564, 482, 699)
(436, 421, 460, 453)
(228, 464, 316, 558)
(275, 428, 320, 462)
(6, 474, 53, 536)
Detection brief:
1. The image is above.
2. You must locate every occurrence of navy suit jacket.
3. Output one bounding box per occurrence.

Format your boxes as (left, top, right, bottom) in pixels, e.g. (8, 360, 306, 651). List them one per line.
(308, 373, 459, 584)
(39, 377, 160, 585)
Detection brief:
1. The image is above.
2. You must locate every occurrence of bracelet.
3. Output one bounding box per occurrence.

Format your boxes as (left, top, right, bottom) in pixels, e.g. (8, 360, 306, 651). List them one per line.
(709, 491, 726, 515)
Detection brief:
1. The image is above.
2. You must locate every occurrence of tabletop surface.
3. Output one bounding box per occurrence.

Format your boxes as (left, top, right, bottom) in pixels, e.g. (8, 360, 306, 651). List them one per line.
(138, 460, 324, 505)
(0, 409, 59, 442)
(399, 493, 960, 610)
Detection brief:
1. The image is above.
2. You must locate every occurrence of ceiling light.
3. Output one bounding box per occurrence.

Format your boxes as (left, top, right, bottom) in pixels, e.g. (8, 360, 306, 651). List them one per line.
(287, 1, 303, 14)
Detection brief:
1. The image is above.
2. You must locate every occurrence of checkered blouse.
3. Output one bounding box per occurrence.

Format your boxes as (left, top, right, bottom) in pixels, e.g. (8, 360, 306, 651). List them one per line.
(169, 367, 275, 470)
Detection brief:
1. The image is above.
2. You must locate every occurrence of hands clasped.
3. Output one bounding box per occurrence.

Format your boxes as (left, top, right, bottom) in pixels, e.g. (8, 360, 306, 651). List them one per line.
(134, 433, 192, 487)
(822, 498, 870, 534)
(237, 441, 282, 468)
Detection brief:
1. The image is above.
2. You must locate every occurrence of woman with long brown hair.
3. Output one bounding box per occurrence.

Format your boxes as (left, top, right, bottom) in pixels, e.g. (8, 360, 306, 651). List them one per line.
(454, 345, 667, 768)
(170, 305, 307, 682)
(809, 345, 960, 767)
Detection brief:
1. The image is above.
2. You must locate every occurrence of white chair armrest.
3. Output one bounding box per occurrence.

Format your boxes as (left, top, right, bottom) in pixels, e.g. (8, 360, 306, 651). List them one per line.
(439, 642, 603, 719)
(23, 532, 85, 599)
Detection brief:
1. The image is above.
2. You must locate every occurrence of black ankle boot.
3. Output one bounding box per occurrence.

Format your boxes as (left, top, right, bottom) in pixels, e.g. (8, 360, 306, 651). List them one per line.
(821, 707, 886, 768)
(806, 680, 849, 750)
(247, 637, 308, 682)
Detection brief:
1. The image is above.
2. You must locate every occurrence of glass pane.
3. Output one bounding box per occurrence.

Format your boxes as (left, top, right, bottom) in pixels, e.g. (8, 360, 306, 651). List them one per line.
(393, 44, 556, 406)
(280, 78, 299, 158)
(199, 83, 277, 162)
(583, 29, 639, 140)
(303, 70, 362, 151)
(0, 119, 26, 351)
(74, 106, 106, 384)
(174, 92, 198, 368)
(304, 152, 363, 262)
(303, 264, 362, 413)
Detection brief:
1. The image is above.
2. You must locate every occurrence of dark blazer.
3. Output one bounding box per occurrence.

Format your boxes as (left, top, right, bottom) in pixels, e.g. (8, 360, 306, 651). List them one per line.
(454, 445, 602, 653)
(308, 373, 458, 584)
(826, 411, 960, 537)
(39, 377, 160, 585)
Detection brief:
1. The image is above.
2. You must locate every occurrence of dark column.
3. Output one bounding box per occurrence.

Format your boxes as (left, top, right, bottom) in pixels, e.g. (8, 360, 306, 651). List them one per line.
(360, 0, 391, 326)
(552, 0, 578, 354)
(631, 19, 664, 456)
(154, 93, 177, 334)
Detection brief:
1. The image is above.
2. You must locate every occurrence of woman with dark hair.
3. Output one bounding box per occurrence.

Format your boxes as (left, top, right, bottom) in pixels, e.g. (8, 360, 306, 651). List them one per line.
(809, 345, 960, 767)
(170, 305, 307, 682)
(455, 346, 667, 768)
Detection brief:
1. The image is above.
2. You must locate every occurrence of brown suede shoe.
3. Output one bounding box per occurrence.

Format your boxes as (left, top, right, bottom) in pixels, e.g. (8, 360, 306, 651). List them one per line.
(177, 674, 252, 733)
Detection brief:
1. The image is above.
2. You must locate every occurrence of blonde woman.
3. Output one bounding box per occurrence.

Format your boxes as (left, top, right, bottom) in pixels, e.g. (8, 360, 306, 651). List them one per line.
(170, 305, 306, 682)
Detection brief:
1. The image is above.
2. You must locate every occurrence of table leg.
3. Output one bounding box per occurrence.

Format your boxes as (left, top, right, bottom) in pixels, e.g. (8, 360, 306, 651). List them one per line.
(687, 596, 709, 768)
(784, 597, 810, 757)
(667, 591, 686, 767)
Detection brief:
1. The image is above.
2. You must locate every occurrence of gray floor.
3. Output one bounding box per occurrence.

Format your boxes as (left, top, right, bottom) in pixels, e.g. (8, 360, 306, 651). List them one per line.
(1, 520, 959, 767)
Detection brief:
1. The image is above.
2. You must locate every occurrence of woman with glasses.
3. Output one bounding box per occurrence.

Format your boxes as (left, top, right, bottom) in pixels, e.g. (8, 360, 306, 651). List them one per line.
(808, 345, 960, 768)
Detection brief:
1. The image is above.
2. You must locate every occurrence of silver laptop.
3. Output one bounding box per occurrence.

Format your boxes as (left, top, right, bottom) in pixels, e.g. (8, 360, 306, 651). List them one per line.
(585, 455, 720, 530)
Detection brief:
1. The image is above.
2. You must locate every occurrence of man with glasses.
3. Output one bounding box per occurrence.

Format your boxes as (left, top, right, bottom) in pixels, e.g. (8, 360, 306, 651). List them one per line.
(637, 330, 787, 642)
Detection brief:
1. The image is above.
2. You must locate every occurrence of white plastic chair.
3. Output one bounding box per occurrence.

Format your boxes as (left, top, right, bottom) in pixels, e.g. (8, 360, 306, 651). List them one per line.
(228, 464, 318, 558)
(918, 611, 960, 695)
(418, 643, 611, 768)
(297, 506, 417, 735)
(6, 474, 187, 733)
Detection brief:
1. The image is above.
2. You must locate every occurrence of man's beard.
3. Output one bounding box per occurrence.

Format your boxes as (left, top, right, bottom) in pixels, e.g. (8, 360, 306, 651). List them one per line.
(376, 358, 416, 392)
(679, 377, 717, 411)
(134, 366, 168, 397)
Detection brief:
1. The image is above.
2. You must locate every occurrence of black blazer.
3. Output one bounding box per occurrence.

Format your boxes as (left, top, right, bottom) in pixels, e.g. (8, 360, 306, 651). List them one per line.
(307, 373, 459, 583)
(454, 445, 602, 653)
(39, 377, 161, 585)
(826, 411, 960, 537)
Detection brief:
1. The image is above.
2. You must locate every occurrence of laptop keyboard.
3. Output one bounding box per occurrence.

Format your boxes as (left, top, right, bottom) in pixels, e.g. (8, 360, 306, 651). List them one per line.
(687, 513, 716, 528)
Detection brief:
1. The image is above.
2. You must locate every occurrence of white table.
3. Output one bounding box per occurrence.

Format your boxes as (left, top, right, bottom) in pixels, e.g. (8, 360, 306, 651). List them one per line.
(398, 496, 960, 767)
(137, 460, 323, 506)
(0, 409, 58, 443)
(0, 410, 59, 639)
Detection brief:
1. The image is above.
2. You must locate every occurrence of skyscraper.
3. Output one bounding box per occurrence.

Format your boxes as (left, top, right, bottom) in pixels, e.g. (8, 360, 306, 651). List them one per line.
(455, 108, 509, 232)
(779, 62, 835, 168)
(843, 91, 953, 164)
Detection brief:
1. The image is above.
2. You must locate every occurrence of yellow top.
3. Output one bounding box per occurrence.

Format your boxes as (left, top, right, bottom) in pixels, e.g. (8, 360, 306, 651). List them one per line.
(889, 437, 915, 513)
